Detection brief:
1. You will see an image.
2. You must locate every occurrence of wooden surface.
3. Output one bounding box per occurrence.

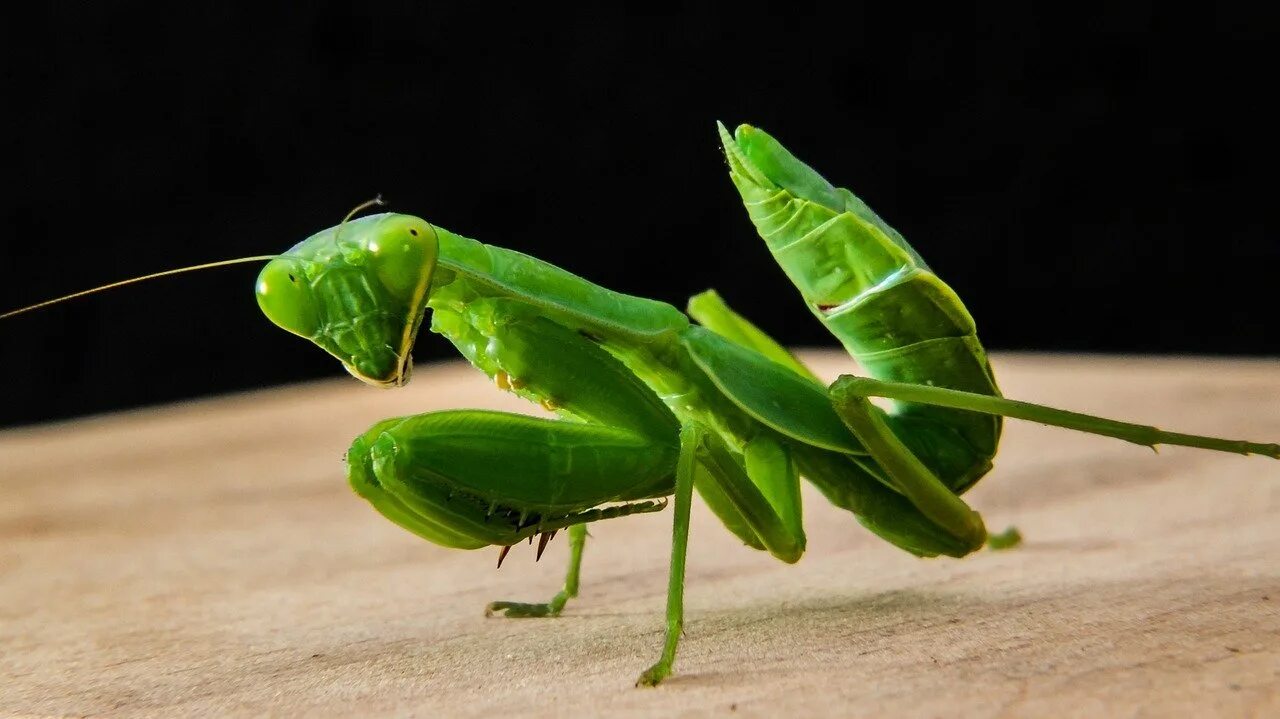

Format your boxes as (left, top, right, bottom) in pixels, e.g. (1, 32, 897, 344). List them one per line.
(2, 352, 1279, 718)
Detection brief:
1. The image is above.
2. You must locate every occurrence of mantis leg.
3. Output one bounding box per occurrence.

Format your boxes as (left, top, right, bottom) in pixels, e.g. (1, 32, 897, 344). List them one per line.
(686, 291, 998, 555)
(485, 523, 588, 618)
(636, 424, 698, 687)
(830, 392, 988, 549)
(415, 297, 685, 617)
(637, 425, 806, 686)
(697, 432, 806, 562)
(350, 409, 675, 616)
(832, 376, 1280, 459)
(791, 445, 983, 558)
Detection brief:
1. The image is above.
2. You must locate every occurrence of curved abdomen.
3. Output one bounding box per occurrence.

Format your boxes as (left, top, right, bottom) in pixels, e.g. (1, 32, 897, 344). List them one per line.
(724, 127, 1001, 492)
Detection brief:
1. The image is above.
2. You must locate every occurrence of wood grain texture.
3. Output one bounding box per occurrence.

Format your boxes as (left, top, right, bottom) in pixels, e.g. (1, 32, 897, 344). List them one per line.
(2, 352, 1278, 718)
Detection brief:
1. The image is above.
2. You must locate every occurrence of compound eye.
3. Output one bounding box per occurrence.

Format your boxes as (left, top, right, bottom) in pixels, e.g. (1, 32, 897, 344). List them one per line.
(255, 259, 321, 338)
(369, 221, 436, 300)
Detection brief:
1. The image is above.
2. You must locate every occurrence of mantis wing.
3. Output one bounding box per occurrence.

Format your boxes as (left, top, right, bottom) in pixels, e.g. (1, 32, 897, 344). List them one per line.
(686, 289, 818, 382)
(680, 325, 862, 455)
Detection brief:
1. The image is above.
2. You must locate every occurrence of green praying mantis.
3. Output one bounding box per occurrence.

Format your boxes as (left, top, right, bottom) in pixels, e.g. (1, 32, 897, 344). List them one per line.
(4, 122, 1277, 687)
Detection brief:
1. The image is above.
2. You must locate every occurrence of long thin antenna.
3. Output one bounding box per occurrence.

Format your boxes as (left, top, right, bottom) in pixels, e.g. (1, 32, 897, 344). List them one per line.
(334, 194, 386, 246)
(0, 255, 284, 320)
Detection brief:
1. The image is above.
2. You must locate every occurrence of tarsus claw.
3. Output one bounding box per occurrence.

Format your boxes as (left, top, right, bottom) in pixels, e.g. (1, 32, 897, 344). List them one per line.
(635, 663, 670, 687)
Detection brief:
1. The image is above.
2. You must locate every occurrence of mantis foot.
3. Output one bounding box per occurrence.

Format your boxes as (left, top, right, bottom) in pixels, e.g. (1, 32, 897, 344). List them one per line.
(986, 525, 1023, 550)
(484, 598, 565, 618)
(485, 524, 586, 619)
(635, 661, 671, 687)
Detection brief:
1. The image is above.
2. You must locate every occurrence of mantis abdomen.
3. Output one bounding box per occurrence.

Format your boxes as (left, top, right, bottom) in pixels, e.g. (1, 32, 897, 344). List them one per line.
(720, 123, 1002, 493)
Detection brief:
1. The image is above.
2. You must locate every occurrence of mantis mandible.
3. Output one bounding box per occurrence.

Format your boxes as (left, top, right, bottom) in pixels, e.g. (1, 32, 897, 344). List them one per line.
(3, 122, 1276, 687)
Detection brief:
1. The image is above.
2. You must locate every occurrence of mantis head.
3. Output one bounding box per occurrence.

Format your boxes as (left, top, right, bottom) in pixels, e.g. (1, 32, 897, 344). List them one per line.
(256, 212, 440, 387)
(0, 205, 440, 389)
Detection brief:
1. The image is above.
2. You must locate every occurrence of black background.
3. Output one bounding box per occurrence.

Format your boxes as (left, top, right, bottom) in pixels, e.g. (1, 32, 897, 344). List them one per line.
(1, 5, 1276, 428)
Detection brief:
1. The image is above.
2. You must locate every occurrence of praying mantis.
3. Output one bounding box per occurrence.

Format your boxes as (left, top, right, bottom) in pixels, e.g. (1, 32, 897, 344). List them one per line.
(3, 122, 1276, 687)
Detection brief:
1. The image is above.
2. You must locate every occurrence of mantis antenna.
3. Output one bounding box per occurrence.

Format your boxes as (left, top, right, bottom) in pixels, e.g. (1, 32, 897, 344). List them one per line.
(333, 194, 386, 245)
(1, 197, 391, 321)
(0, 255, 289, 320)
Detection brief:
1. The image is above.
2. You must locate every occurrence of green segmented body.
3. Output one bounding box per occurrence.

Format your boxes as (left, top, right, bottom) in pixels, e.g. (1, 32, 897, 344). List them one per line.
(240, 122, 1280, 688)
(264, 208, 981, 556)
(719, 123, 1002, 493)
(247, 123, 1275, 576)
(433, 226, 883, 451)
(353, 216, 979, 556)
